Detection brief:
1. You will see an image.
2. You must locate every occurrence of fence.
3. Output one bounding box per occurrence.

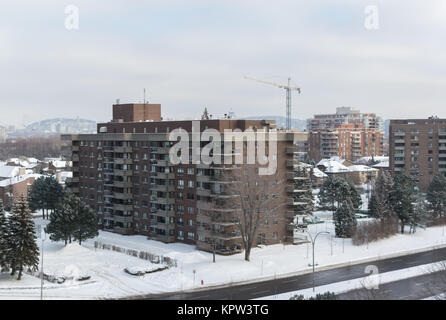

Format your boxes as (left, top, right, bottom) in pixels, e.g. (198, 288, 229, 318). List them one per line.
(93, 241, 178, 268)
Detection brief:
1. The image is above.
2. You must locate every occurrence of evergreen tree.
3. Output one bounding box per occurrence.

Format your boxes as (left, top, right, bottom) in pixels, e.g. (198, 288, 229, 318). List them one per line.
(72, 196, 99, 245)
(0, 200, 9, 272)
(319, 177, 361, 211)
(409, 196, 429, 234)
(7, 196, 39, 280)
(334, 199, 357, 238)
(294, 163, 314, 216)
(368, 171, 394, 221)
(28, 176, 47, 218)
(390, 173, 416, 234)
(45, 193, 99, 245)
(426, 173, 446, 218)
(45, 199, 76, 245)
(28, 176, 64, 219)
(45, 177, 64, 215)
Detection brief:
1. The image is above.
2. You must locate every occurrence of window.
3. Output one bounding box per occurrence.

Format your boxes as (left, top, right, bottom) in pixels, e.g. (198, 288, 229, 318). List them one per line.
(188, 180, 194, 188)
(187, 232, 195, 239)
(187, 168, 194, 175)
(187, 219, 194, 226)
(178, 180, 184, 189)
(187, 207, 195, 214)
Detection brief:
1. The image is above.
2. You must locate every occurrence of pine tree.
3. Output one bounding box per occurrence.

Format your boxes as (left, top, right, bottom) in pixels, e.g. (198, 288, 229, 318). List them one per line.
(368, 171, 394, 221)
(0, 200, 9, 272)
(28, 176, 64, 219)
(426, 173, 446, 218)
(72, 197, 99, 245)
(334, 199, 357, 238)
(28, 176, 47, 218)
(45, 177, 64, 216)
(45, 193, 99, 245)
(319, 177, 361, 211)
(409, 196, 429, 234)
(294, 163, 314, 217)
(390, 173, 416, 234)
(7, 196, 39, 280)
(45, 199, 76, 245)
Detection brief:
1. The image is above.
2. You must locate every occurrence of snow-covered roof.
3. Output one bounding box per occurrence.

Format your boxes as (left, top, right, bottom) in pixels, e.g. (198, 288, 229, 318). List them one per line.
(50, 160, 71, 168)
(317, 159, 349, 173)
(0, 173, 43, 187)
(59, 171, 73, 183)
(312, 167, 328, 178)
(347, 165, 378, 172)
(316, 156, 345, 167)
(6, 158, 29, 167)
(355, 156, 388, 165)
(0, 165, 21, 178)
(372, 161, 389, 168)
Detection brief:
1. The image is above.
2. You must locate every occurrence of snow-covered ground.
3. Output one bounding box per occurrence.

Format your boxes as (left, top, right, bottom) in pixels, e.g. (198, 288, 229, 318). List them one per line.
(1, 211, 446, 299)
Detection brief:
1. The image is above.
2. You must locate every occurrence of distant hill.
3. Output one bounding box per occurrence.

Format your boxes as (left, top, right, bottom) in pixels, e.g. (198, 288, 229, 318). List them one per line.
(11, 118, 97, 137)
(241, 116, 307, 131)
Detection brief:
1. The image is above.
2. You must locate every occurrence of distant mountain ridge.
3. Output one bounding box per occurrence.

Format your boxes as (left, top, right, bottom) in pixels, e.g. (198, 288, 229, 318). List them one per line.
(10, 118, 97, 137)
(241, 116, 307, 131)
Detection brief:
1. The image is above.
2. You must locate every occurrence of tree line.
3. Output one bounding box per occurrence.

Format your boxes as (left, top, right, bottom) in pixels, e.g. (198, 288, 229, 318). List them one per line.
(0, 177, 98, 280)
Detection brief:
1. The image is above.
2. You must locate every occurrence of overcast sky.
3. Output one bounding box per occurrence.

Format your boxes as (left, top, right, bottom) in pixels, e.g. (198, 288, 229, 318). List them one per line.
(1, 0, 445, 126)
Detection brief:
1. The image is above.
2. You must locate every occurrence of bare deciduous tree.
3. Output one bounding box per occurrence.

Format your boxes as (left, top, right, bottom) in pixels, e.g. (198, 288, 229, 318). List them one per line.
(220, 164, 289, 262)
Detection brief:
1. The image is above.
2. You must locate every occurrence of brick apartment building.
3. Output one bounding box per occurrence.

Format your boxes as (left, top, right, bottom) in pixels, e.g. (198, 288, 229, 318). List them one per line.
(62, 103, 306, 254)
(0, 175, 37, 210)
(389, 117, 446, 191)
(307, 107, 384, 163)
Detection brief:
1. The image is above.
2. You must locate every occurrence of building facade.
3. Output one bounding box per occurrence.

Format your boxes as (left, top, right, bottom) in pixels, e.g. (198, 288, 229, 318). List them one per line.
(63, 103, 302, 254)
(307, 107, 383, 131)
(389, 118, 446, 191)
(308, 124, 384, 163)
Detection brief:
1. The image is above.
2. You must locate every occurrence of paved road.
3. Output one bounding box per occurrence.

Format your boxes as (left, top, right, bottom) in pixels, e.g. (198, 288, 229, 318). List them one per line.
(338, 270, 446, 300)
(131, 246, 446, 300)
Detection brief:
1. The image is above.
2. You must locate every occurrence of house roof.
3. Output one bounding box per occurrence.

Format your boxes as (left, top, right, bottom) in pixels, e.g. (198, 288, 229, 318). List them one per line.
(0, 165, 21, 178)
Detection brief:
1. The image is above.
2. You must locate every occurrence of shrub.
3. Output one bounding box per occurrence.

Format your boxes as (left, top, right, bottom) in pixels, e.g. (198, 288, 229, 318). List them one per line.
(352, 218, 399, 246)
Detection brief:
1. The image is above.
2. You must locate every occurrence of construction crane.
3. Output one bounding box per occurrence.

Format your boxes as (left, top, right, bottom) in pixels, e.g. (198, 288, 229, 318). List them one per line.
(244, 76, 301, 130)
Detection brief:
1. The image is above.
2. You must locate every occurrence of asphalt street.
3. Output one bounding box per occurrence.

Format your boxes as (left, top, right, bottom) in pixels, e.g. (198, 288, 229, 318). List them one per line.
(130, 246, 446, 300)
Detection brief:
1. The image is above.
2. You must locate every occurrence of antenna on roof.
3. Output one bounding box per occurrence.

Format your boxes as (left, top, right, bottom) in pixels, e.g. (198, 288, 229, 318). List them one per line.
(143, 88, 146, 104)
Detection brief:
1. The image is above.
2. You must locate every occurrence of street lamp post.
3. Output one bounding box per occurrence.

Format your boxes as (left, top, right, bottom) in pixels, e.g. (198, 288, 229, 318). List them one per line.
(307, 231, 330, 292)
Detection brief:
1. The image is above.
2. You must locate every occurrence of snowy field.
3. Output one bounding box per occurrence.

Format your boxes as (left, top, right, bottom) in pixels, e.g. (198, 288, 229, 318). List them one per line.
(0, 211, 445, 299)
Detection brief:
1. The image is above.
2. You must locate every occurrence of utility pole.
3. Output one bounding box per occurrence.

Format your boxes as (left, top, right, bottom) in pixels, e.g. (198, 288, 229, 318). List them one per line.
(307, 231, 330, 292)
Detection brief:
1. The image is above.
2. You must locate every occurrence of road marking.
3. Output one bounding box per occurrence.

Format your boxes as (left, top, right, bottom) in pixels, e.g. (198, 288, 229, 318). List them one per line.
(382, 289, 392, 294)
(399, 295, 413, 300)
(390, 258, 403, 262)
(415, 282, 428, 286)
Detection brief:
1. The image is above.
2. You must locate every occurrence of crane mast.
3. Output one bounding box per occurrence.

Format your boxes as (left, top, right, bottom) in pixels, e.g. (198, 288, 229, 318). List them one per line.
(244, 76, 301, 130)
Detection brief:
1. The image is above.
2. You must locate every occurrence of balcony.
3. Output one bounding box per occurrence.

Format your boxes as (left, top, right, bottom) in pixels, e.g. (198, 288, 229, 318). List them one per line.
(113, 204, 133, 211)
(112, 215, 133, 224)
(114, 158, 133, 165)
(196, 175, 211, 182)
(72, 154, 79, 162)
(114, 169, 133, 177)
(113, 181, 133, 188)
(286, 146, 297, 154)
(197, 188, 211, 196)
(72, 145, 80, 152)
(113, 192, 133, 200)
(150, 197, 175, 205)
(114, 146, 133, 153)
